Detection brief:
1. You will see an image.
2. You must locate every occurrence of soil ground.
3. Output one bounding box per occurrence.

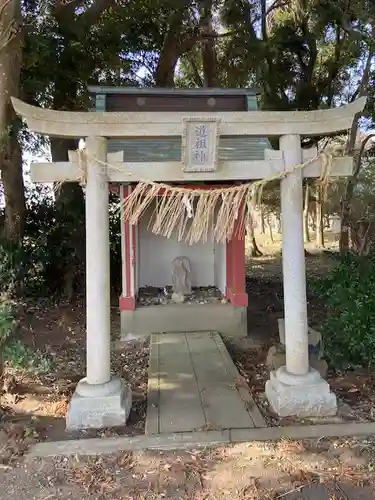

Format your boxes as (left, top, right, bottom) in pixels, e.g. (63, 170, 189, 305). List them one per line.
(242, 231, 375, 425)
(1, 230, 375, 499)
(2, 437, 375, 499)
(0, 305, 149, 443)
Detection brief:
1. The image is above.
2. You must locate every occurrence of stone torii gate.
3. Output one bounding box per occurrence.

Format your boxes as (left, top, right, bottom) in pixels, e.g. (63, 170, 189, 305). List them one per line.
(12, 96, 365, 429)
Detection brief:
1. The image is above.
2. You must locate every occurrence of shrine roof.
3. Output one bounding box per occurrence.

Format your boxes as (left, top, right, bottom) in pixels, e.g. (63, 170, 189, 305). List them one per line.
(88, 87, 266, 161)
(87, 86, 260, 96)
(88, 86, 260, 113)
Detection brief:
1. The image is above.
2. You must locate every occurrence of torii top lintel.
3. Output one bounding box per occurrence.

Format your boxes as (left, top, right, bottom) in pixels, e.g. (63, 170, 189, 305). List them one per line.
(11, 97, 366, 139)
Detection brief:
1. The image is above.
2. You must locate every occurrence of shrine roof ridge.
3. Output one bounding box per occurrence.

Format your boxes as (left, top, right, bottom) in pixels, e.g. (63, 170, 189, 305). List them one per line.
(87, 86, 261, 96)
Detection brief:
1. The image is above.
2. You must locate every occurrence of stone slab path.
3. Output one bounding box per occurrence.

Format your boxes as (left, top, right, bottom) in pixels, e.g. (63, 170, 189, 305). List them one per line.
(145, 331, 266, 434)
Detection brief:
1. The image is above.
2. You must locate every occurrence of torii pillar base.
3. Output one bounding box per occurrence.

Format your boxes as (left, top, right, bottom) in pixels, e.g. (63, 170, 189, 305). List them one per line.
(66, 377, 132, 431)
(265, 367, 337, 418)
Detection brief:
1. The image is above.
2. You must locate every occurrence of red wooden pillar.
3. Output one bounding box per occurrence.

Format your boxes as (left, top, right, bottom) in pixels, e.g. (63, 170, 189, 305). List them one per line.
(226, 217, 248, 307)
(119, 185, 137, 311)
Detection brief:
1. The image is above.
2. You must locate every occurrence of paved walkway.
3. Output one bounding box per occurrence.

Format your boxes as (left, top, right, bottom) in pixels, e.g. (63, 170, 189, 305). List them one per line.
(145, 331, 266, 434)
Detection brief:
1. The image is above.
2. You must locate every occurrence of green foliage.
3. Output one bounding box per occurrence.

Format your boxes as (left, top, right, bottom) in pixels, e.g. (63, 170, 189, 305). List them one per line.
(0, 187, 122, 299)
(0, 302, 14, 347)
(4, 340, 51, 373)
(0, 267, 51, 373)
(311, 254, 375, 369)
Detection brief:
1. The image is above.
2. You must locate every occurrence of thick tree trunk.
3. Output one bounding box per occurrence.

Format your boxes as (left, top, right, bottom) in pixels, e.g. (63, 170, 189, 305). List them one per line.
(0, 0, 25, 243)
(315, 185, 325, 248)
(200, 1, 217, 87)
(303, 183, 310, 243)
(154, 4, 199, 87)
(2, 133, 25, 241)
(154, 30, 181, 87)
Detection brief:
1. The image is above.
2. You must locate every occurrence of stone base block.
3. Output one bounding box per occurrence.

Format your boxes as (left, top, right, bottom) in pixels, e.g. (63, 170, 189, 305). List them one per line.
(120, 303, 247, 339)
(66, 377, 132, 430)
(265, 366, 337, 418)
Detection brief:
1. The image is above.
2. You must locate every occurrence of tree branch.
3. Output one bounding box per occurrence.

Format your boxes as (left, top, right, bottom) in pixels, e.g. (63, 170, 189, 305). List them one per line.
(80, 0, 117, 27)
(266, 0, 287, 16)
(347, 49, 373, 153)
(261, 0, 267, 40)
(188, 54, 204, 87)
(354, 134, 375, 177)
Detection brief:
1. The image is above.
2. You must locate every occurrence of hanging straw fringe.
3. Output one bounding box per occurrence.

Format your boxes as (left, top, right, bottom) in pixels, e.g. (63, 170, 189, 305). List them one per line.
(50, 143, 338, 244)
(119, 149, 335, 244)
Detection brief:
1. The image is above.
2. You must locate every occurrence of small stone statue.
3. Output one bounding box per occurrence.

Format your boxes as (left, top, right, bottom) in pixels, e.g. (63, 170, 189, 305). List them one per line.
(171, 256, 192, 303)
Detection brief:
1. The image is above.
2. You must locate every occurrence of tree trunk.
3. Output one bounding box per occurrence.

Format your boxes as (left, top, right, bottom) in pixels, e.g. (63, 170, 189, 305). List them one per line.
(2, 133, 25, 241)
(0, 0, 25, 243)
(310, 209, 316, 231)
(277, 216, 281, 233)
(260, 207, 265, 234)
(339, 135, 375, 254)
(200, 0, 217, 87)
(154, 4, 199, 87)
(339, 42, 374, 253)
(267, 216, 274, 243)
(340, 156, 358, 253)
(249, 224, 263, 257)
(315, 185, 325, 248)
(303, 183, 310, 243)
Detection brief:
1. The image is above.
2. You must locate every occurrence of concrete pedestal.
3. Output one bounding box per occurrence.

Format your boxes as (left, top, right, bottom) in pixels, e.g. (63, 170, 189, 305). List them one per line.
(66, 376, 132, 430)
(120, 303, 247, 339)
(265, 366, 337, 418)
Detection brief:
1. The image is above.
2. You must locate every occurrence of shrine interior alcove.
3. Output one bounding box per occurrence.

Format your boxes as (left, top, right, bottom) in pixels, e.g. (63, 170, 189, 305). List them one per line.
(138, 202, 226, 291)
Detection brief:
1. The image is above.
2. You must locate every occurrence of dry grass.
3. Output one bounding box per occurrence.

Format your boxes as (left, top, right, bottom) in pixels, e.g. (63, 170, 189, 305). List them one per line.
(0, 304, 149, 444)
(276, 438, 307, 456)
(1, 438, 375, 499)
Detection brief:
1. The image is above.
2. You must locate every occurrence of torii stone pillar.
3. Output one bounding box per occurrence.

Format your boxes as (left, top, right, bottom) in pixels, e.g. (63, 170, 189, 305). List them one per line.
(66, 136, 132, 430)
(265, 134, 337, 417)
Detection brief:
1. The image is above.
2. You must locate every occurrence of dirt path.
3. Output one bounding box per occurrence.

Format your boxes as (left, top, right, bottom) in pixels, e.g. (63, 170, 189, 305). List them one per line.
(1, 438, 375, 499)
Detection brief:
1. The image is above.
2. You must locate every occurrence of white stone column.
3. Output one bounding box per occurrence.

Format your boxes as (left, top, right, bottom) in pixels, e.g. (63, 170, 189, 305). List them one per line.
(280, 134, 309, 376)
(66, 136, 132, 430)
(85, 136, 111, 385)
(265, 134, 337, 418)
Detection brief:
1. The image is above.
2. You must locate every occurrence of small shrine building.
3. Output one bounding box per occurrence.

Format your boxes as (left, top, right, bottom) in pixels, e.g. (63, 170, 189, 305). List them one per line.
(90, 87, 269, 339)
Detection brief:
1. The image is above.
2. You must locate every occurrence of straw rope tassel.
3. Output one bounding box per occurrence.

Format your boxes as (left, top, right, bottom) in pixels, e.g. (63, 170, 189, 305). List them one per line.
(49, 145, 338, 244)
(116, 147, 334, 244)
